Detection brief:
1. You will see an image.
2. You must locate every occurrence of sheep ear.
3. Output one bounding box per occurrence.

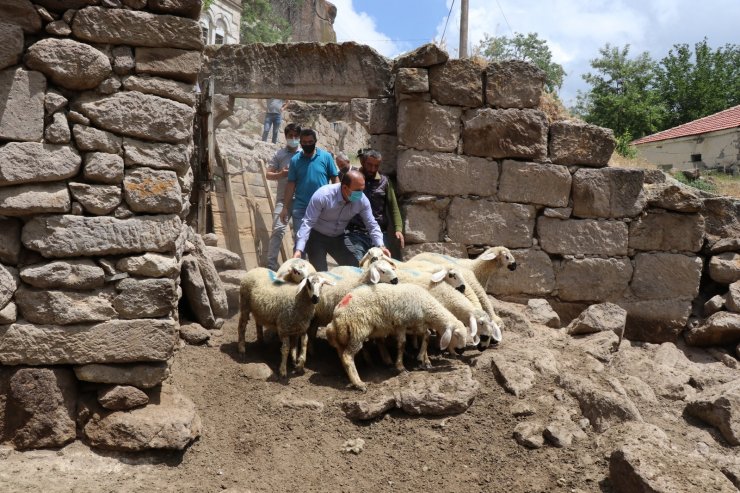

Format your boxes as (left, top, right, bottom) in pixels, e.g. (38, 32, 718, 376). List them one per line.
(358, 251, 373, 267)
(430, 269, 446, 283)
(472, 335, 480, 345)
(491, 320, 503, 343)
(439, 327, 452, 350)
(322, 277, 336, 286)
(296, 278, 307, 293)
(386, 258, 399, 269)
(479, 250, 498, 261)
(468, 315, 478, 338)
(369, 266, 380, 284)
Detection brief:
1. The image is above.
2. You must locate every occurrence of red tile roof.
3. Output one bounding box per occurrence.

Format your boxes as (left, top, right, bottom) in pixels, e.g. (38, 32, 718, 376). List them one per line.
(632, 104, 740, 145)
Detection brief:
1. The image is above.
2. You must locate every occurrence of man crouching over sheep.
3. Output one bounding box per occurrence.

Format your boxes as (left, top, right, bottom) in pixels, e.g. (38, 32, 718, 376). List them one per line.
(292, 170, 392, 271)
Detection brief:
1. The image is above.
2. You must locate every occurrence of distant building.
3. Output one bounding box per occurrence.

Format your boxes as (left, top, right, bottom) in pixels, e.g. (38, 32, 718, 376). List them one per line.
(200, 0, 241, 45)
(632, 105, 740, 173)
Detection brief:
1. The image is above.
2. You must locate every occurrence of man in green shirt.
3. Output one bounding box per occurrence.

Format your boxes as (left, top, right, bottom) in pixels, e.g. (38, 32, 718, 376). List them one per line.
(345, 149, 404, 261)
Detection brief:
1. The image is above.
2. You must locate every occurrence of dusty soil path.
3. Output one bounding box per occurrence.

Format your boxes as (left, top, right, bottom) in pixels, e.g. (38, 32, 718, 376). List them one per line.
(0, 316, 607, 493)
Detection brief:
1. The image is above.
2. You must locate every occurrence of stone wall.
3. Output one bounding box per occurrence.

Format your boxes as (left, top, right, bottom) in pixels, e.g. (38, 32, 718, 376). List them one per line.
(0, 1, 203, 451)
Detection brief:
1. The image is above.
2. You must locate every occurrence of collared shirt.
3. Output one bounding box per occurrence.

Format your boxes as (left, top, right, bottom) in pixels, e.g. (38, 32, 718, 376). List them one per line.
(269, 147, 298, 203)
(287, 147, 338, 211)
(295, 184, 384, 253)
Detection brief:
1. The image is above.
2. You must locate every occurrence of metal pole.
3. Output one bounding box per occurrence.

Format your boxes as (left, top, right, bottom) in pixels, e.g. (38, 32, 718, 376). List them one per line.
(459, 0, 469, 58)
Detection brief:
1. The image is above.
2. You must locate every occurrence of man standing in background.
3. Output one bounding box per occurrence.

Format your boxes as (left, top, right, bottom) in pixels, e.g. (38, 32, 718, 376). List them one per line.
(262, 98, 287, 144)
(265, 123, 301, 271)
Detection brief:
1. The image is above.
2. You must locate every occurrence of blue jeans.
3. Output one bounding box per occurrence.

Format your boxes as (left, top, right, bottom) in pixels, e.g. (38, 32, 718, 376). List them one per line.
(345, 230, 390, 262)
(267, 202, 288, 271)
(262, 113, 281, 143)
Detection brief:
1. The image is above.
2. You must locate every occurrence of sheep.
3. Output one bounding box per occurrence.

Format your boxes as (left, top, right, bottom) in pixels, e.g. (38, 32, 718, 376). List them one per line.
(273, 258, 316, 283)
(358, 247, 398, 268)
(325, 283, 469, 391)
(406, 247, 515, 348)
(237, 268, 334, 379)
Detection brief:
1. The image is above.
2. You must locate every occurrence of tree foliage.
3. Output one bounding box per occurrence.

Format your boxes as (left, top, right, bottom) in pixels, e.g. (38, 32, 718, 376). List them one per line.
(240, 0, 294, 44)
(476, 32, 566, 93)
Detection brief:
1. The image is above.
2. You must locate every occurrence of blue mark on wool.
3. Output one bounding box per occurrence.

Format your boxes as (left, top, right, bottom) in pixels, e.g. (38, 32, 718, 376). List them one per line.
(268, 270, 286, 285)
(323, 271, 344, 281)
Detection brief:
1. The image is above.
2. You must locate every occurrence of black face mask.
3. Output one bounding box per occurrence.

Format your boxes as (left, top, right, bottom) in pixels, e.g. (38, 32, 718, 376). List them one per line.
(301, 143, 316, 155)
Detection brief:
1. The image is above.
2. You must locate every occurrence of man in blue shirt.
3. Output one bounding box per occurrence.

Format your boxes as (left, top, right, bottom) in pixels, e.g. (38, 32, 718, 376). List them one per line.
(279, 128, 338, 243)
(293, 170, 391, 271)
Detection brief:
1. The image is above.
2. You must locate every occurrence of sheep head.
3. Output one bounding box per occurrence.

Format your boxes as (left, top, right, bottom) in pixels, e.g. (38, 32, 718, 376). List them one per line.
(479, 246, 517, 271)
(277, 258, 316, 282)
(439, 320, 468, 356)
(297, 273, 335, 304)
(472, 311, 503, 350)
(366, 259, 398, 285)
(359, 247, 397, 269)
(430, 267, 466, 292)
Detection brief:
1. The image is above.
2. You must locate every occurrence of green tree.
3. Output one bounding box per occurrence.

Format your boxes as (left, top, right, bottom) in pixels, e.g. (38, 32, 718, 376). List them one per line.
(656, 39, 740, 128)
(240, 0, 293, 44)
(573, 43, 664, 144)
(476, 32, 566, 93)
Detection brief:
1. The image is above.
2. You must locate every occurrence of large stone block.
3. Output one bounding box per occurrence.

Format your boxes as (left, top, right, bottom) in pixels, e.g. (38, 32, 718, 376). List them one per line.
(498, 161, 571, 207)
(394, 43, 448, 68)
(349, 97, 396, 135)
(0, 67, 45, 142)
(77, 91, 195, 144)
(72, 7, 203, 50)
(395, 67, 428, 93)
(685, 312, 740, 347)
(397, 100, 461, 152)
(486, 61, 545, 109)
(0, 21, 24, 71)
(74, 362, 170, 389)
(148, 0, 201, 19)
(644, 182, 702, 212)
(0, 263, 19, 310)
(0, 218, 22, 265)
(630, 253, 702, 300)
(117, 253, 179, 278)
(549, 120, 616, 166)
(629, 211, 705, 252)
(0, 143, 80, 186)
(401, 242, 468, 261)
(429, 58, 485, 107)
(83, 152, 125, 184)
(123, 138, 191, 174)
(25, 38, 111, 91)
(572, 167, 646, 218)
(20, 259, 104, 290)
(0, 319, 177, 365)
(6, 367, 77, 450)
(45, 112, 71, 145)
(709, 253, 740, 285)
(403, 204, 442, 244)
(73, 125, 123, 154)
(397, 149, 498, 196)
(180, 256, 217, 329)
(537, 218, 628, 256)
(114, 278, 177, 319)
(447, 198, 535, 248)
(703, 197, 740, 244)
(31, 0, 97, 11)
(619, 299, 692, 343)
(22, 214, 182, 258)
(122, 74, 197, 106)
(0, 0, 42, 33)
(15, 287, 116, 325)
(0, 182, 71, 216)
(123, 168, 182, 214)
(487, 248, 555, 296)
(69, 182, 122, 215)
(206, 42, 391, 100)
(555, 258, 632, 302)
(134, 47, 202, 84)
(462, 108, 548, 161)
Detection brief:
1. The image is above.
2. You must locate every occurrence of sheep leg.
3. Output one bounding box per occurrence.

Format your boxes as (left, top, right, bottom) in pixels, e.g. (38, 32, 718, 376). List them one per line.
(237, 311, 249, 354)
(279, 335, 290, 379)
(339, 347, 367, 392)
(377, 339, 393, 366)
(256, 324, 264, 344)
(306, 320, 319, 356)
(290, 335, 298, 366)
(295, 332, 309, 373)
(417, 332, 432, 370)
(394, 332, 408, 374)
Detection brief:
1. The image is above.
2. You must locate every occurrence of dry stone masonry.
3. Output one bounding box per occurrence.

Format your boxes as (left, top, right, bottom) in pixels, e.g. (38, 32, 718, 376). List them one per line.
(0, 0, 204, 451)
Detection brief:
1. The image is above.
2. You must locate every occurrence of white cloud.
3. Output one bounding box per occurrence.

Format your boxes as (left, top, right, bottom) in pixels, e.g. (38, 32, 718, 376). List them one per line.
(331, 0, 407, 58)
(434, 0, 740, 106)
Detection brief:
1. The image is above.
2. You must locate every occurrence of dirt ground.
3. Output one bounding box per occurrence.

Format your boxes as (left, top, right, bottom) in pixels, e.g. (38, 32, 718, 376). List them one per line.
(0, 316, 617, 493)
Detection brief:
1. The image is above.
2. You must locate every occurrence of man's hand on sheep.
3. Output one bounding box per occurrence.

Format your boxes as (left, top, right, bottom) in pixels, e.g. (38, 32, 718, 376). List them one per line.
(293, 250, 303, 259)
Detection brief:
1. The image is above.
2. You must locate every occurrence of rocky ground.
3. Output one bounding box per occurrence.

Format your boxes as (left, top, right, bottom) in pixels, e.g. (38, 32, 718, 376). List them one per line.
(1, 301, 739, 493)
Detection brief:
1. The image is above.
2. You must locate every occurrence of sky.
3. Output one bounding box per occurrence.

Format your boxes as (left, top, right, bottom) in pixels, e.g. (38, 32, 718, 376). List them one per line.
(331, 0, 740, 106)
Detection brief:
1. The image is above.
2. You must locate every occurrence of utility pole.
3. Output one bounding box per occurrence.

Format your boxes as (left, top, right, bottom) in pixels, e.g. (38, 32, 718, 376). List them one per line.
(459, 0, 469, 58)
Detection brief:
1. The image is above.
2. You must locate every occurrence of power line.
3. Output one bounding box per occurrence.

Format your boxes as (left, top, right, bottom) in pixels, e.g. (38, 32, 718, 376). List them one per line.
(440, 0, 456, 43)
(495, 0, 514, 35)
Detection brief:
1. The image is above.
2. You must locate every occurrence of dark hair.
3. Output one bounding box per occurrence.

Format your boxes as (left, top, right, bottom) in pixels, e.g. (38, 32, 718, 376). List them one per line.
(300, 128, 317, 141)
(284, 123, 301, 136)
(341, 169, 363, 187)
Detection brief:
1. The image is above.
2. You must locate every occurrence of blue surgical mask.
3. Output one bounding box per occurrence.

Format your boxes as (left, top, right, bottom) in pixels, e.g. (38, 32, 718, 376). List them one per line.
(349, 190, 363, 202)
(286, 138, 299, 148)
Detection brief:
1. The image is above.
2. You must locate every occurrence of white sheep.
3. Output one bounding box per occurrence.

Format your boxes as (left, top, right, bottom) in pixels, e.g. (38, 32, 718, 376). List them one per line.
(358, 247, 397, 268)
(407, 246, 515, 348)
(274, 258, 317, 283)
(237, 268, 333, 379)
(325, 283, 469, 391)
